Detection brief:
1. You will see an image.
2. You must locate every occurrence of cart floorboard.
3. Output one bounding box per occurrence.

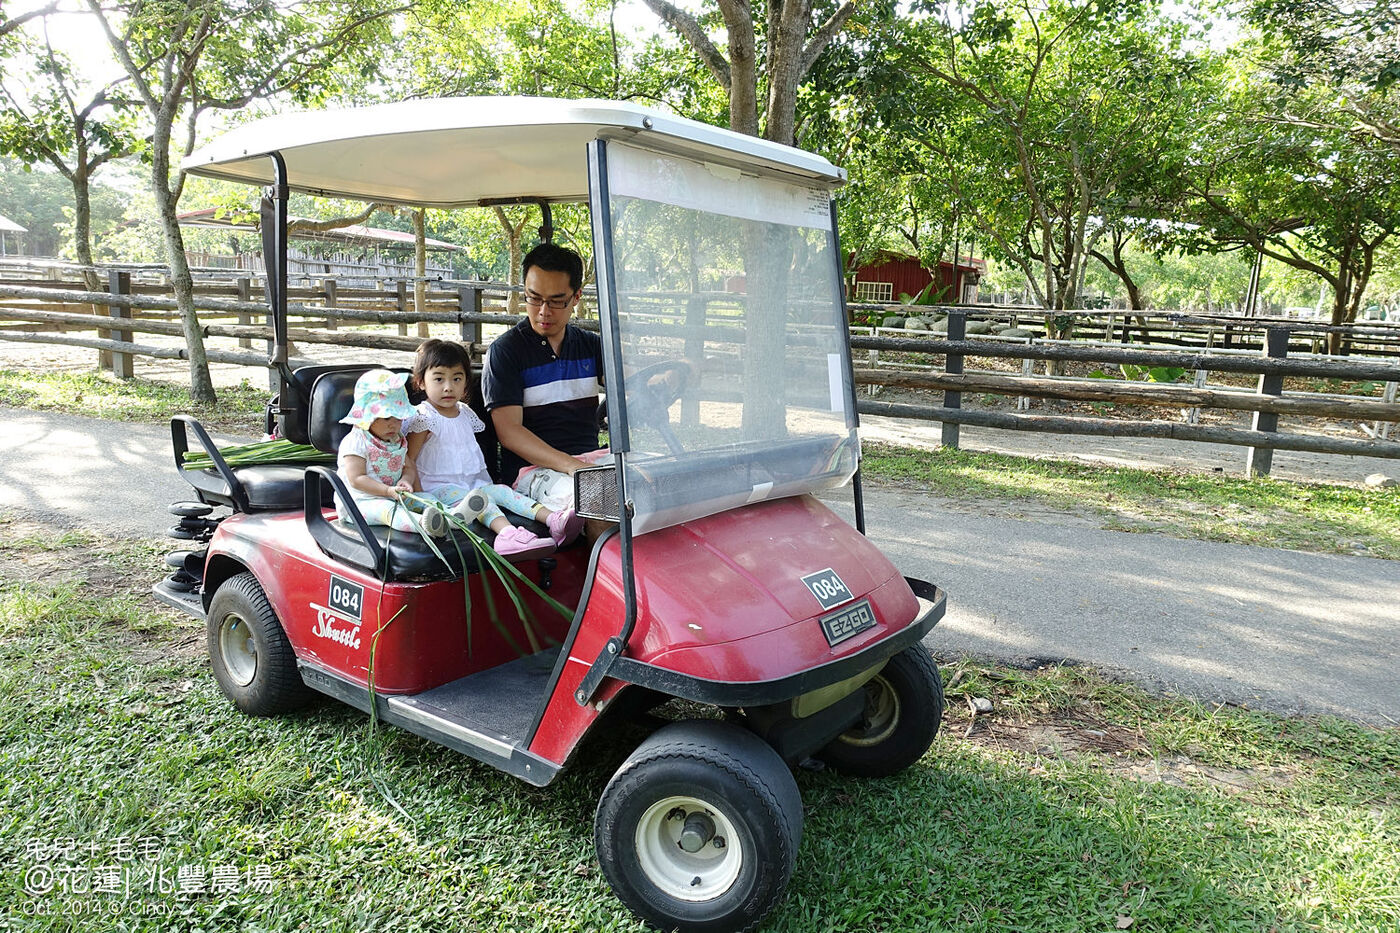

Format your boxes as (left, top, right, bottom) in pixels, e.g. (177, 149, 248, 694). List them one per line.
(391, 646, 561, 745)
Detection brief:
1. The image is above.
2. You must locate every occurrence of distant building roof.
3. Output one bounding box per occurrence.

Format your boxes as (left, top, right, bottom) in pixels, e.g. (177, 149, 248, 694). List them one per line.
(859, 249, 985, 272)
(0, 214, 27, 233)
(176, 208, 463, 252)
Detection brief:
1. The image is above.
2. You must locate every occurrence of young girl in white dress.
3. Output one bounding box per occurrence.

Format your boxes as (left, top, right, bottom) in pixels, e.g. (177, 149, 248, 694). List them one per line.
(406, 339, 582, 559)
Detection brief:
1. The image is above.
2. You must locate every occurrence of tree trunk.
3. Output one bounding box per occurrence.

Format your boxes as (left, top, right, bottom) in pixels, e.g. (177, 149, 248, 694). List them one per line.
(722, 1, 759, 136)
(763, 0, 808, 144)
(69, 162, 109, 368)
(495, 206, 525, 314)
(150, 125, 215, 404)
(741, 221, 792, 438)
(70, 166, 100, 293)
(413, 208, 428, 338)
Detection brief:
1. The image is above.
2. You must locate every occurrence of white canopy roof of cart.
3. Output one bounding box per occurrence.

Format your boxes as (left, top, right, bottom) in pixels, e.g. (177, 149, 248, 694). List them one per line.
(183, 97, 846, 208)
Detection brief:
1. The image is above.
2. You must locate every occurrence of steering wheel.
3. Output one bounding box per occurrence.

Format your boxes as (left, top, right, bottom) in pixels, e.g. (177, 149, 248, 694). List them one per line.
(624, 360, 693, 454)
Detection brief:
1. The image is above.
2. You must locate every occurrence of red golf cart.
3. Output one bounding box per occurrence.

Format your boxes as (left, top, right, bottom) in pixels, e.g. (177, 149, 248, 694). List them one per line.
(154, 97, 946, 933)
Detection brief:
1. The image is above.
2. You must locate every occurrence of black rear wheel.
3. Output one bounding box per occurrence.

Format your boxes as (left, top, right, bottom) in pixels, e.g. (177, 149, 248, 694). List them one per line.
(206, 572, 310, 716)
(817, 646, 944, 777)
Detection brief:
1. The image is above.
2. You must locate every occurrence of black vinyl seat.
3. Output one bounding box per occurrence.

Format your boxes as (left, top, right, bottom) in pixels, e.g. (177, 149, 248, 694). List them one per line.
(172, 415, 323, 513)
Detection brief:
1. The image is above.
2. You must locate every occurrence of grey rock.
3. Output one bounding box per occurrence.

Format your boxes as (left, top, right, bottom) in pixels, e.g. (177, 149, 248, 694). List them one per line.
(965, 320, 994, 335)
(1000, 327, 1036, 338)
(880, 315, 905, 329)
(904, 317, 930, 331)
(1364, 473, 1395, 487)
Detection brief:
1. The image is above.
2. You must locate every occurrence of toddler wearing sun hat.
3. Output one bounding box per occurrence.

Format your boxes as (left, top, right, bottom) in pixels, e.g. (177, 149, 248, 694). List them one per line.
(335, 369, 451, 534)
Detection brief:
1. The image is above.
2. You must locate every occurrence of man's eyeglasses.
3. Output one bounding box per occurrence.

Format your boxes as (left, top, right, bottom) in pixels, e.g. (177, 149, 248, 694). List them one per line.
(522, 293, 573, 310)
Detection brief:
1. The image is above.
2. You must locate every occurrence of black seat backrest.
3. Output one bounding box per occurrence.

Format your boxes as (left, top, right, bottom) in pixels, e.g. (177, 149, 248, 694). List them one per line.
(306, 365, 418, 453)
(277, 364, 378, 445)
(303, 364, 500, 479)
(468, 369, 502, 483)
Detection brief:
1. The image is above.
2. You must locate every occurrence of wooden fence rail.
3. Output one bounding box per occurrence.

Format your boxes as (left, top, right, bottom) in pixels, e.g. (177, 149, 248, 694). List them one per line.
(2, 282, 1398, 476)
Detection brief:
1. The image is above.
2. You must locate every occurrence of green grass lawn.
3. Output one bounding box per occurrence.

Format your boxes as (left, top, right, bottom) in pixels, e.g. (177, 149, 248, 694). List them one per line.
(1, 520, 1396, 932)
(0, 369, 268, 433)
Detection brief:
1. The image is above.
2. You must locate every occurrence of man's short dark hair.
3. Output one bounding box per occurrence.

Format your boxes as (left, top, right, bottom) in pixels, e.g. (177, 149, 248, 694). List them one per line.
(523, 242, 584, 293)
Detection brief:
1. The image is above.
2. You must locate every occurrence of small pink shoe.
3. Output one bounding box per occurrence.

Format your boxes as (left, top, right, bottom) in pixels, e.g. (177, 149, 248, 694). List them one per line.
(545, 507, 585, 546)
(493, 525, 556, 560)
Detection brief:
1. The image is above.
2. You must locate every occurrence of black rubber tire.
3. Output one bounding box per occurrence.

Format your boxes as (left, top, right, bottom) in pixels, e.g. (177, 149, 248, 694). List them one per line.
(595, 719, 802, 933)
(817, 646, 944, 778)
(206, 572, 311, 716)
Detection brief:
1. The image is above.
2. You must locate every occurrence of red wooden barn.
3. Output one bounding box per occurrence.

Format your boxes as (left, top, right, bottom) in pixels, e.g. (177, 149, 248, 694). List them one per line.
(849, 250, 985, 304)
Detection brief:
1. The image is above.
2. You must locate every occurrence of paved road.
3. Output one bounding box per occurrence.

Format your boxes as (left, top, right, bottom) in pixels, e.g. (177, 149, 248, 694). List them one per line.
(3, 406, 1397, 726)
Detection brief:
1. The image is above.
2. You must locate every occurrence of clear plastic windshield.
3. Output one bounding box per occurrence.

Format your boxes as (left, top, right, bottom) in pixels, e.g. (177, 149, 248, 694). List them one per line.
(599, 142, 858, 535)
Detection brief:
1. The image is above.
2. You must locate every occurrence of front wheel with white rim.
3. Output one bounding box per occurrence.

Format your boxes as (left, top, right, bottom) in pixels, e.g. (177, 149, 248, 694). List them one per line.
(595, 719, 802, 933)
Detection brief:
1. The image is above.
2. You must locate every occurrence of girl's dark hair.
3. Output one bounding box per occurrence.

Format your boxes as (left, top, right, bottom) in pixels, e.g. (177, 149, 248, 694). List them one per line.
(410, 338, 472, 390)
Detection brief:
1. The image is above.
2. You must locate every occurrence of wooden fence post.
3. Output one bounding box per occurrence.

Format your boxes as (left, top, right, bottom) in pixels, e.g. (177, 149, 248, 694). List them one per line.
(395, 280, 408, 337)
(941, 311, 966, 448)
(1017, 353, 1034, 411)
(107, 271, 133, 379)
(236, 277, 253, 349)
(458, 285, 482, 363)
(323, 278, 338, 330)
(682, 294, 707, 426)
(1186, 369, 1208, 425)
(1372, 381, 1397, 441)
(1246, 326, 1289, 477)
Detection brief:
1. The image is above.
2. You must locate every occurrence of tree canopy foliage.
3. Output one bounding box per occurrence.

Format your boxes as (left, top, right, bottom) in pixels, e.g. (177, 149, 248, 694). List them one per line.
(0, 0, 1396, 388)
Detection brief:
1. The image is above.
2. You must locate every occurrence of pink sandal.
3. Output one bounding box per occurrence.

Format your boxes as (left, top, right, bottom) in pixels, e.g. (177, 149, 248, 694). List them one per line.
(545, 507, 585, 546)
(493, 525, 556, 560)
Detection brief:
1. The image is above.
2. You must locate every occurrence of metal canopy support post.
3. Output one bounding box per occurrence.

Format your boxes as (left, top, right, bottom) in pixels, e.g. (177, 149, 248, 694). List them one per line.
(828, 198, 866, 535)
(477, 197, 555, 244)
(537, 200, 554, 244)
(576, 137, 637, 706)
(261, 152, 295, 402)
(1246, 326, 1289, 477)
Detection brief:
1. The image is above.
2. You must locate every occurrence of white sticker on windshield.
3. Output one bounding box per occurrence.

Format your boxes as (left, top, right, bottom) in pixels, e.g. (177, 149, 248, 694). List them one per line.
(747, 481, 774, 503)
(828, 353, 845, 413)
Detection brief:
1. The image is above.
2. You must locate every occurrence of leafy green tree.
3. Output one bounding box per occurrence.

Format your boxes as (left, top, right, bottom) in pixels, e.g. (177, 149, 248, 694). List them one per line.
(382, 0, 668, 303)
(1246, 0, 1400, 149)
(887, 0, 1208, 326)
(0, 16, 140, 288)
(0, 2, 58, 39)
(84, 0, 405, 403)
(0, 156, 71, 256)
(1178, 74, 1400, 349)
(641, 0, 858, 144)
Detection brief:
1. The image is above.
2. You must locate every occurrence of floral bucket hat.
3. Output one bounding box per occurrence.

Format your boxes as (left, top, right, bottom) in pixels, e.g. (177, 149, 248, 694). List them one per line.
(340, 369, 417, 429)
